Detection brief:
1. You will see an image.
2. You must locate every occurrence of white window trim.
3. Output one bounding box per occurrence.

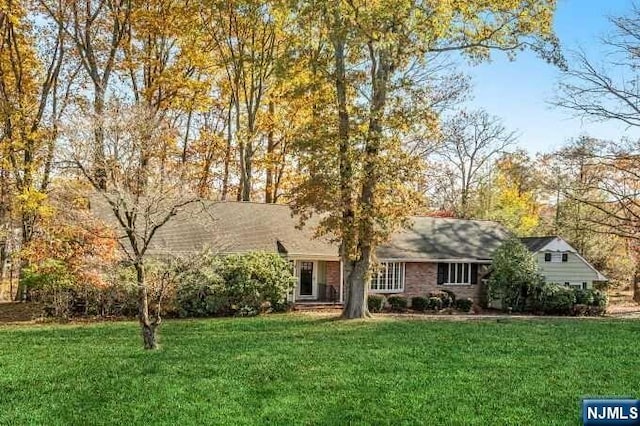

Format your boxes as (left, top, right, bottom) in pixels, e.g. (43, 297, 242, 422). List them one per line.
(370, 262, 405, 293)
(442, 262, 473, 286)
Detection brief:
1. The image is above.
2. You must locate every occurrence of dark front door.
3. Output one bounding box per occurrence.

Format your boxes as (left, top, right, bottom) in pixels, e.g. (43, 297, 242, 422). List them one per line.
(300, 262, 314, 296)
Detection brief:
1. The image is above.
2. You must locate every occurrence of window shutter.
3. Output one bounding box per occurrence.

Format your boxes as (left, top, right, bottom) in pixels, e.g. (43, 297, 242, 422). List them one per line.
(437, 263, 447, 285)
(562, 253, 568, 262)
(470, 264, 478, 284)
(544, 253, 551, 262)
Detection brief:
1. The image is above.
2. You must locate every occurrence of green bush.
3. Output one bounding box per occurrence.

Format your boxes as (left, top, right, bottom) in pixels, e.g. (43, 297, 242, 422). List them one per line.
(411, 296, 428, 312)
(427, 297, 443, 311)
(387, 296, 408, 312)
(488, 237, 543, 312)
(454, 298, 473, 312)
(23, 261, 139, 318)
(177, 252, 296, 317)
(217, 252, 295, 313)
(574, 289, 594, 305)
(176, 266, 228, 317)
(528, 283, 576, 315)
(591, 290, 608, 309)
(367, 295, 385, 313)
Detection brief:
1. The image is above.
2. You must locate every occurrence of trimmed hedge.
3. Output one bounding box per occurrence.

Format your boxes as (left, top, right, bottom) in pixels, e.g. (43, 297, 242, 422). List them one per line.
(454, 298, 473, 313)
(427, 297, 443, 311)
(387, 296, 408, 312)
(411, 296, 429, 312)
(527, 283, 606, 316)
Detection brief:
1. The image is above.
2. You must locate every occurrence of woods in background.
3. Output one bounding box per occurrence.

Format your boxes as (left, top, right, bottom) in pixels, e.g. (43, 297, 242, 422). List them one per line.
(0, 0, 638, 331)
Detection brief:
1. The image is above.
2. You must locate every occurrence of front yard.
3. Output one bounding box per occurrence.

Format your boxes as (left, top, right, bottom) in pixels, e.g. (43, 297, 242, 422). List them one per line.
(0, 314, 638, 425)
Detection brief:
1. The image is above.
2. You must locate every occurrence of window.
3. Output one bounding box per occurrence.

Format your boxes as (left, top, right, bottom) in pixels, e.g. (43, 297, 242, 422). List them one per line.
(562, 253, 568, 262)
(564, 282, 570, 286)
(437, 263, 478, 285)
(370, 262, 404, 292)
(544, 253, 551, 262)
(582, 282, 588, 290)
(551, 253, 562, 263)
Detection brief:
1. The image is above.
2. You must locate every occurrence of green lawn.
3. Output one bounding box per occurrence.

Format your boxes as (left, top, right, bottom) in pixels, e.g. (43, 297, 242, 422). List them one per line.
(0, 315, 638, 425)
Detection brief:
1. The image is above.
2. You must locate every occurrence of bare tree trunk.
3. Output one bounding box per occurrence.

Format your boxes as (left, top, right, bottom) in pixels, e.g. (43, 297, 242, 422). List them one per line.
(93, 91, 107, 190)
(634, 261, 640, 304)
(265, 101, 275, 203)
(135, 261, 158, 350)
(221, 100, 233, 201)
(241, 140, 252, 201)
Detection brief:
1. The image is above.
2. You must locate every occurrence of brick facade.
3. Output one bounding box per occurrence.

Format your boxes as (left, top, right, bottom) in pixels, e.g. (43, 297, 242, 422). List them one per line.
(382, 262, 483, 305)
(325, 261, 341, 301)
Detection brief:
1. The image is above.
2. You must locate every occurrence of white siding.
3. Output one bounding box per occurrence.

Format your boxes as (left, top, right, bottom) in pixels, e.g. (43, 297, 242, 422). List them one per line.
(535, 252, 600, 288)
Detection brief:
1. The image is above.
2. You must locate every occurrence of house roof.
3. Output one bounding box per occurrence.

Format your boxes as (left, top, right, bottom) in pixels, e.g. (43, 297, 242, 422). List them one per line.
(90, 198, 510, 261)
(91, 199, 338, 258)
(520, 236, 558, 252)
(376, 217, 510, 261)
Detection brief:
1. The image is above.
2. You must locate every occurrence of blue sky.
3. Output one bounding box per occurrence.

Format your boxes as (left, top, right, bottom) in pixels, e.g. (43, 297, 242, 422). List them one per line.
(461, 0, 637, 154)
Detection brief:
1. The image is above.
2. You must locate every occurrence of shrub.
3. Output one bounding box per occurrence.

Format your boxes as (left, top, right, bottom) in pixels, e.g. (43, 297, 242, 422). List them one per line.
(427, 296, 443, 311)
(271, 301, 295, 313)
(574, 289, 595, 306)
(528, 283, 576, 315)
(454, 298, 473, 312)
(217, 252, 297, 313)
(442, 289, 457, 304)
(488, 237, 543, 312)
(429, 291, 453, 308)
(387, 296, 408, 312)
(572, 304, 589, 316)
(411, 296, 429, 312)
(367, 295, 385, 313)
(591, 290, 608, 309)
(177, 251, 296, 317)
(176, 267, 228, 317)
(24, 261, 139, 318)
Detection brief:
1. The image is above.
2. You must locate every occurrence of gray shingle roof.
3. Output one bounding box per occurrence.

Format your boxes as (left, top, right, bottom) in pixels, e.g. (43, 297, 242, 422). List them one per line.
(91, 199, 510, 260)
(92, 199, 338, 258)
(520, 236, 557, 252)
(376, 216, 510, 261)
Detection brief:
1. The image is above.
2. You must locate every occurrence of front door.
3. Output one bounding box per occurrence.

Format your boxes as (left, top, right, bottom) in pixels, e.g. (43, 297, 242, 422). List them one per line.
(299, 261, 314, 297)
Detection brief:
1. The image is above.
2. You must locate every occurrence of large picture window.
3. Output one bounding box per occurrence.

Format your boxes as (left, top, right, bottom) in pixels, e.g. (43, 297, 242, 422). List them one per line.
(370, 262, 405, 292)
(437, 263, 478, 285)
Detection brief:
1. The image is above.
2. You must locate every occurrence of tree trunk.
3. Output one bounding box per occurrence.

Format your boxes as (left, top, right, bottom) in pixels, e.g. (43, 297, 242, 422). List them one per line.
(241, 140, 252, 201)
(93, 89, 107, 190)
(342, 45, 392, 319)
(221, 99, 233, 201)
(342, 255, 372, 319)
(265, 102, 275, 204)
(135, 261, 158, 350)
(634, 261, 640, 304)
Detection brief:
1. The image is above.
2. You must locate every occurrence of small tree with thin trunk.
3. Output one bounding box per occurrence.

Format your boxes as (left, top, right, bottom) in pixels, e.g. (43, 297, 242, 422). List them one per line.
(65, 103, 199, 349)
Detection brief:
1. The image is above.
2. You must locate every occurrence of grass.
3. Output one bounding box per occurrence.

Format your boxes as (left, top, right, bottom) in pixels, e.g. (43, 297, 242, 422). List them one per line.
(0, 315, 638, 425)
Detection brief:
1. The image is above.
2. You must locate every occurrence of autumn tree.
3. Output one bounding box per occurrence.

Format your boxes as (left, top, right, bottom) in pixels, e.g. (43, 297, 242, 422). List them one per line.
(39, 0, 132, 190)
(293, 0, 562, 318)
(428, 109, 516, 218)
(555, 4, 640, 301)
(0, 1, 79, 299)
(65, 103, 200, 349)
(484, 151, 541, 236)
(201, 0, 281, 201)
(539, 137, 634, 290)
